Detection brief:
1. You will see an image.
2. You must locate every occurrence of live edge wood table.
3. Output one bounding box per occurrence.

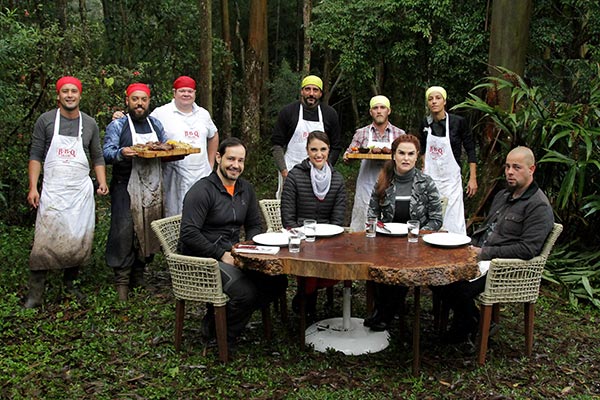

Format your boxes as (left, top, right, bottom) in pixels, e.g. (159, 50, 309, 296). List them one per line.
(232, 231, 478, 375)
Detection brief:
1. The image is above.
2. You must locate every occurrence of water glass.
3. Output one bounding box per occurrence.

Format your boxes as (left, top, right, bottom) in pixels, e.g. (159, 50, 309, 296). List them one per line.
(407, 220, 420, 243)
(366, 217, 377, 238)
(288, 233, 301, 253)
(303, 219, 317, 242)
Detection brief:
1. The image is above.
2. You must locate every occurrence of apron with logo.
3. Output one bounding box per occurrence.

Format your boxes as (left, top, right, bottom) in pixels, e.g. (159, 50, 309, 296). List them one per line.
(162, 109, 212, 216)
(423, 113, 466, 234)
(30, 110, 95, 270)
(127, 115, 163, 258)
(350, 128, 393, 232)
(276, 104, 324, 198)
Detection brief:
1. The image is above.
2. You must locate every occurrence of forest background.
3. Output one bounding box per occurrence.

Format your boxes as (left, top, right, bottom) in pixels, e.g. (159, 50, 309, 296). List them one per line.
(1, 0, 598, 306)
(1, 1, 600, 398)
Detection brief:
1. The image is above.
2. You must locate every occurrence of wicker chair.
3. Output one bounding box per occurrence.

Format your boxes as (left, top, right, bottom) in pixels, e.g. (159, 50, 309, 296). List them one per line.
(151, 215, 275, 362)
(259, 199, 283, 232)
(476, 223, 563, 365)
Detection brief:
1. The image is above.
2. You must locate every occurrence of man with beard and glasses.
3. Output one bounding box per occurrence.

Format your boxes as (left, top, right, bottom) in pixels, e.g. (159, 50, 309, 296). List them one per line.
(271, 75, 342, 198)
(343, 95, 405, 232)
(103, 83, 167, 301)
(178, 137, 288, 347)
(433, 146, 554, 347)
(25, 76, 109, 308)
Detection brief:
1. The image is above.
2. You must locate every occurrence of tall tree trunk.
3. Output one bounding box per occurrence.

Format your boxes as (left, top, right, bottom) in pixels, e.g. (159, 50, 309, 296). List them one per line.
(198, 0, 213, 113)
(242, 0, 267, 149)
(301, 0, 311, 74)
(488, 0, 532, 110)
(221, 0, 233, 138)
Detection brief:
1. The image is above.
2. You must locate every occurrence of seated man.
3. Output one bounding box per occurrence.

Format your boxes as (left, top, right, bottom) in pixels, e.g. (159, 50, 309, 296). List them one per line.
(178, 137, 288, 345)
(435, 146, 554, 344)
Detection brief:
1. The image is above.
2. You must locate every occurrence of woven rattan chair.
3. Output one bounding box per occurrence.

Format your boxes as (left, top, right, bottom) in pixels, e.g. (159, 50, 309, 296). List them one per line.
(259, 199, 283, 232)
(152, 215, 277, 362)
(476, 223, 563, 365)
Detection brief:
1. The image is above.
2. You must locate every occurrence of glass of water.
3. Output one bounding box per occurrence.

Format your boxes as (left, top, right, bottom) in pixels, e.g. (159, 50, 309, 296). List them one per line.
(407, 220, 420, 243)
(288, 232, 301, 253)
(366, 217, 377, 238)
(303, 219, 317, 242)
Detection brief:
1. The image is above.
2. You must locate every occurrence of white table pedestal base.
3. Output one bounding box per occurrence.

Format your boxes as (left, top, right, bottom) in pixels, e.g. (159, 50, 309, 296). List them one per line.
(305, 317, 390, 355)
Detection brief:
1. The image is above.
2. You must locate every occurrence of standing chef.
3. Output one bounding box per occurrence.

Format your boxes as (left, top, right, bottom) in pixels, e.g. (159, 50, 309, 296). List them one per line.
(103, 83, 166, 301)
(116, 76, 219, 216)
(26, 76, 109, 308)
(419, 86, 478, 235)
(343, 95, 405, 232)
(271, 75, 342, 198)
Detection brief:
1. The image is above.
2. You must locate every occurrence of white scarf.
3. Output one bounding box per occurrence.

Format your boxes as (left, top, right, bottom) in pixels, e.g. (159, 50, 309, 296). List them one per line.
(310, 162, 332, 200)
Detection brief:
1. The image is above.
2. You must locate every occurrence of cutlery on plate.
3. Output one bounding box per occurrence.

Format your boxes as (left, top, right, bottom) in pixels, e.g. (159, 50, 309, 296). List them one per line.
(376, 220, 391, 233)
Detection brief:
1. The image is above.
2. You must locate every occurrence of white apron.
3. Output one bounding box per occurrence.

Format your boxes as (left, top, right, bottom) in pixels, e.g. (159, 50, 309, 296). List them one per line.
(423, 113, 466, 234)
(30, 110, 95, 270)
(350, 128, 393, 232)
(276, 104, 324, 198)
(162, 110, 213, 216)
(127, 115, 163, 258)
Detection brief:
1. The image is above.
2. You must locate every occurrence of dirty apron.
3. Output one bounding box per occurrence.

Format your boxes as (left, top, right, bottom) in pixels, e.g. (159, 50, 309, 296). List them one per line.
(276, 104, 324, 198)
(127, 115, 163, 258)
(30, 110, 95, 271)
(162, 111, 212, 216)
(423, 113, 466, 234)
(349, 129, 393, 232)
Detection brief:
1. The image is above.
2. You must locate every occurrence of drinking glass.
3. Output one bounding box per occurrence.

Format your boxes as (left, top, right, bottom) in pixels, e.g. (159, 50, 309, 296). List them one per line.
(366, 217, 377, 238)
(303, 219, 317, 242)
(407, 220, 420, 243)
(288, 233, 301, 253)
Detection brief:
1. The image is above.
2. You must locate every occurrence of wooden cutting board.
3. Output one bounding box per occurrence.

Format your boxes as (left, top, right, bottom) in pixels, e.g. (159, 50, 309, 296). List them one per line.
(135, 147, 201, 158)
(346, 153, 391, 160)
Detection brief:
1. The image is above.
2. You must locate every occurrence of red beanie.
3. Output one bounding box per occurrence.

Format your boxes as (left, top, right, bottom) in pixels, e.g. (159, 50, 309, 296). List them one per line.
(56, 76, 82, 93)
(173, 76, 196, 90)
(126, 83, 151, 97)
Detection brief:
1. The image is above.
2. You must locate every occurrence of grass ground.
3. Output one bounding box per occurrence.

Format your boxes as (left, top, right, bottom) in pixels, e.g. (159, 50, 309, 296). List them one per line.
(1, 218, 599, 399)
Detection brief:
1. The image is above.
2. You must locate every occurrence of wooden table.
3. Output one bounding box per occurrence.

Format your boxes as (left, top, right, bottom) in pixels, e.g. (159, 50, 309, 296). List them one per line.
(233, 231, 479, 374)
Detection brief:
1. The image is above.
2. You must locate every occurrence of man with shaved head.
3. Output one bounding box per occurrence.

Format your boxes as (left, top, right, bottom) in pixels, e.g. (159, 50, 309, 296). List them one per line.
(435, 146, 554, 345)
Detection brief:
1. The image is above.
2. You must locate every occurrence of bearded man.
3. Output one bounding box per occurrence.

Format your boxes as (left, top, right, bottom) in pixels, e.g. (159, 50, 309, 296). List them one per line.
(271, 75, 341, 198)
(103, 83, 166, 301)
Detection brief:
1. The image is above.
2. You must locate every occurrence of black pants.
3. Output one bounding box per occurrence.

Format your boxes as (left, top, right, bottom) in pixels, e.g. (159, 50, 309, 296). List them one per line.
(217, 262, 288, 341)
(432, 276, 487, 335)
(372, 283, 409, 322)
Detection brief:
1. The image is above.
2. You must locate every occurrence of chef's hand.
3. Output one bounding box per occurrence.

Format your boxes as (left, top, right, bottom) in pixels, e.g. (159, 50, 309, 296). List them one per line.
(343, 152, 350, 164)
(466, 177, 478, 198)
(281, 169, 288, 179)
(121, 147, 138, 158)
(221, 251, 234, 265)
(112, 110, 125, 120)
(96, 183, 109, 196)
(27, 189, 40, 208)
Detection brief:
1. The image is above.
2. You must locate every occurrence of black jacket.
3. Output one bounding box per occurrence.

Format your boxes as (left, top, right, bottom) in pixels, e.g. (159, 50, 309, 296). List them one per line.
(280, 158, 346, 228)
(178, 172, 262, 260)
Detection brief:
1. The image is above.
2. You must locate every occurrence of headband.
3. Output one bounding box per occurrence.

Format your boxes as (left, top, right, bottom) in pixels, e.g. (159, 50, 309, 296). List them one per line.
(425, 86, 447, 101)
(301, 75, 323, 91)
(370, 95, 390, 109)
(173, 76, 196, 90)
(56, 76, 82, 93)
(126, 83, 151, 97)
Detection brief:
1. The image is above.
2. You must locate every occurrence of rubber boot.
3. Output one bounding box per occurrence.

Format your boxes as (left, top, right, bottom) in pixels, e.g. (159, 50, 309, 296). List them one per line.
(24, 270, 47, 309)
(63, 267, 86, 302)
(114, 267, 130, 301)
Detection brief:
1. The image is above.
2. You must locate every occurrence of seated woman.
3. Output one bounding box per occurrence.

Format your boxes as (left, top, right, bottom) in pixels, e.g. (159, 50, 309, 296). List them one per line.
(363, 134, 443, 331)
(281, 130, 347, 318)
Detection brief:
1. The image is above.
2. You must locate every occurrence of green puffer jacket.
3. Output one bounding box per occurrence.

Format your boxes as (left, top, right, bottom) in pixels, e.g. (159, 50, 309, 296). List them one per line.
(367, 168, 443, 230)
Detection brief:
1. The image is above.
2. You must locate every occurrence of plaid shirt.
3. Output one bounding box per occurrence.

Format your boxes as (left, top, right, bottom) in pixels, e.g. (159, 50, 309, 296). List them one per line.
(345, 122, 405, 153)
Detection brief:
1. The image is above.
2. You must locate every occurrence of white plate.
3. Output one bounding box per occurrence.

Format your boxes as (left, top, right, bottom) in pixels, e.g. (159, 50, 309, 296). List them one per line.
(314, 223, 345, 237)
(376, 223, 408, 236)
(252, 232, 290, 246)
(422, 232, 471, 247)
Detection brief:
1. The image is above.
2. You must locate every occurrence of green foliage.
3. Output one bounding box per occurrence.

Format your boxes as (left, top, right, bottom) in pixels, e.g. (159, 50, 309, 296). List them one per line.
(454, 68, 600, 307)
